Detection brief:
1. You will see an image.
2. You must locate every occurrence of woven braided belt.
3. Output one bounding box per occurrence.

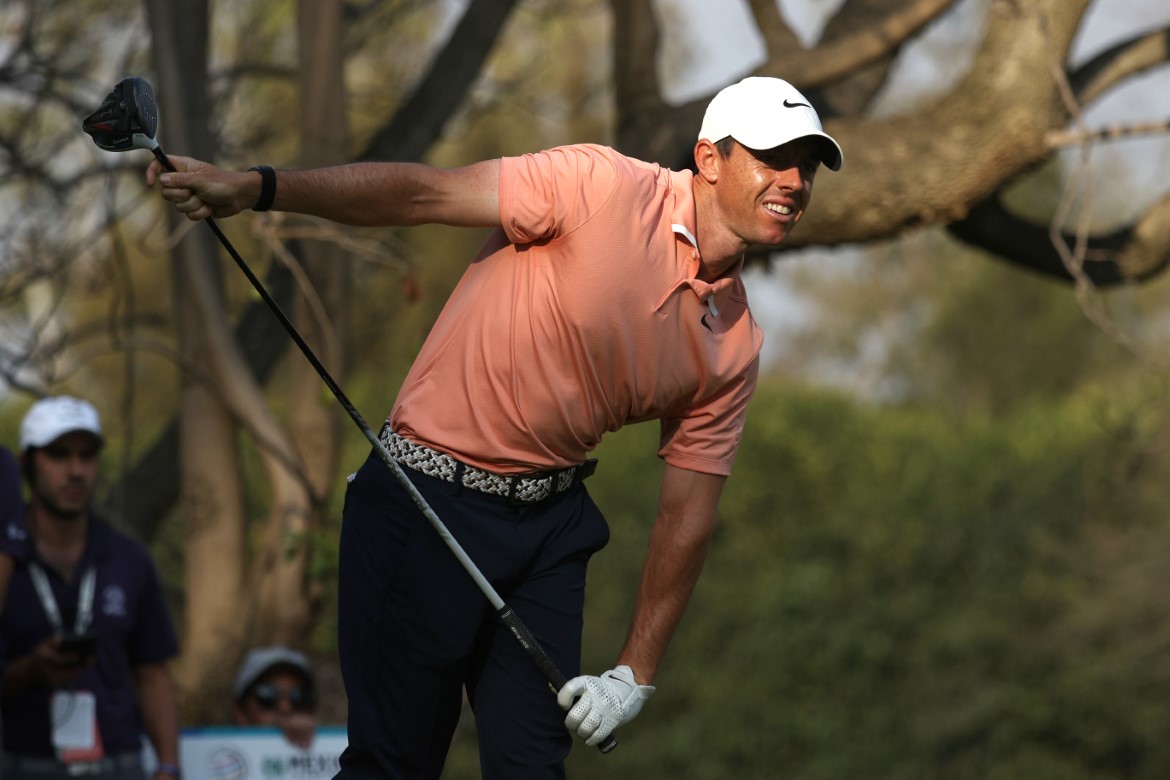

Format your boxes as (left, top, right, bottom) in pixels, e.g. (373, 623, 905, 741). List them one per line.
(378, 425, 595, 504)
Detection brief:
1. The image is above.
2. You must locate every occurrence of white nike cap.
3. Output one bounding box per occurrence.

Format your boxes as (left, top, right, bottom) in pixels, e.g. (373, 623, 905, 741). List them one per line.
(20, 396, 103, 452)
(698, 77, 843, 171)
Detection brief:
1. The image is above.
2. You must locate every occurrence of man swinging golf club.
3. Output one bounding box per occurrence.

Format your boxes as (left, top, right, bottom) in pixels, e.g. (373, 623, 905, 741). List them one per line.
(146, 76, 842, 779)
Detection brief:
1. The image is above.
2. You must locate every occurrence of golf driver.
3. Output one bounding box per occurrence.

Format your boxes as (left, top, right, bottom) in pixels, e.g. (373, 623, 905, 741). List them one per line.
(83, 77, 618, 754)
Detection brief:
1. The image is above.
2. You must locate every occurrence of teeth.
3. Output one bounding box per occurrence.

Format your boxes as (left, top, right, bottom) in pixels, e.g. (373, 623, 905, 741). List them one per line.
(764, 203, 792, 215)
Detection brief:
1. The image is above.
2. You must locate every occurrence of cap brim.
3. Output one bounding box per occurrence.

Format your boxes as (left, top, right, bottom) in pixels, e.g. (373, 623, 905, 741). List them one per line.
(25, 428, 104, 450)
(736, 130, 843, 172)
(809, 133, 843, 172)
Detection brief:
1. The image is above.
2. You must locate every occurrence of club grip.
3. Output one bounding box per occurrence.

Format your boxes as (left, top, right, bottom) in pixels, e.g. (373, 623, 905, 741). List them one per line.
(497, 607, 618, 754)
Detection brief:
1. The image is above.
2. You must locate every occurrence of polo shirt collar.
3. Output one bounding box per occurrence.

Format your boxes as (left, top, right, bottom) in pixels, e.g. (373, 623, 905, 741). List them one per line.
(669, 168, 699, 250)
(656, 169, 741, 314)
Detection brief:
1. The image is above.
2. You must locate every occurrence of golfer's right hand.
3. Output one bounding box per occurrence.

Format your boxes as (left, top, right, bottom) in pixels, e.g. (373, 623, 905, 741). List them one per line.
(557, 665, 655, 747)
(147, 155, 259, 221)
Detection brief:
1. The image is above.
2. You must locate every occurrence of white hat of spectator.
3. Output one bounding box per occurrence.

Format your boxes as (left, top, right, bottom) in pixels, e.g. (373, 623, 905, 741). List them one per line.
(233, 646, 314, 703)
(20, 396, 104, 452)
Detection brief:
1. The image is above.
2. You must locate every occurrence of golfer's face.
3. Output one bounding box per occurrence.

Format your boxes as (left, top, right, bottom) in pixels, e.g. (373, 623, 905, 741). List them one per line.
(721, 138, 819, 248)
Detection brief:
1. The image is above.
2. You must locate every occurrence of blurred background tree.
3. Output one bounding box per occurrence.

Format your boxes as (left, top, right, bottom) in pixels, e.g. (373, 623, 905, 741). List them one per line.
(2, 0, 1170, 776)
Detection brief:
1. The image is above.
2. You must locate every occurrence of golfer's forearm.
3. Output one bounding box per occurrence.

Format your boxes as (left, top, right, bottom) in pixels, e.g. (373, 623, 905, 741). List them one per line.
(619, 466, 725, 684)
(617, 525, 712, 686)
(269, 160, 500, 228)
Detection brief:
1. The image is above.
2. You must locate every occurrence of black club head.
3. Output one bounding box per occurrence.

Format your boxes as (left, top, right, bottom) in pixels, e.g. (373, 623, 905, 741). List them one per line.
(82, 77, 159, 152)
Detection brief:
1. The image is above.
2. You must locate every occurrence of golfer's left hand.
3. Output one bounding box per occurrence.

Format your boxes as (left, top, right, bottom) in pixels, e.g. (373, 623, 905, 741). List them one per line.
(557, 665, 655, 746)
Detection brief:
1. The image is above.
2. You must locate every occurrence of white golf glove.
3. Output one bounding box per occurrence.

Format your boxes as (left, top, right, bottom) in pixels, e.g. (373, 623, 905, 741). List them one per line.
(557, 665, 655, 746)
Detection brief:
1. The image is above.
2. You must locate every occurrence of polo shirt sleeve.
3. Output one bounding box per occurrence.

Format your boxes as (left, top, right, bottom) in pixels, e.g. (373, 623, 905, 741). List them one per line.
(657, 355, 760, 477)
(499, 144, 622, 245)
(126, 545, 180, 665)
(0, 447, 28, 562)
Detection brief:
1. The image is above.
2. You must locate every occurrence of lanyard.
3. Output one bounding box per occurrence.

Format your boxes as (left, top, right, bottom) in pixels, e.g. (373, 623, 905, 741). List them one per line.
(29, 562, 96, 636)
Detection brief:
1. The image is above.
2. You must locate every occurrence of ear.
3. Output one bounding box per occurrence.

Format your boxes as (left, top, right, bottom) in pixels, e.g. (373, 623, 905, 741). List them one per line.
(694, 139, 721, 184)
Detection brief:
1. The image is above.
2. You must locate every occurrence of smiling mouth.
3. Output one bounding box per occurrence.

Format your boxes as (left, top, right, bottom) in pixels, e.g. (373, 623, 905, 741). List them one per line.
(763, 203, 793, 217)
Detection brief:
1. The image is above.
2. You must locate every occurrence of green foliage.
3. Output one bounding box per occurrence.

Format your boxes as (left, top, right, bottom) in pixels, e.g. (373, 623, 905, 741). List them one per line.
(529, 380, 1170, 780)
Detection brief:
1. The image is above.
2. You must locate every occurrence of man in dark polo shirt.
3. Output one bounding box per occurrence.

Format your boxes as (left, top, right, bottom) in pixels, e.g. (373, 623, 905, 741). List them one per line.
(0, 444, 30, 745)
(0, 397, 181, 780)
(0, 446, 28, 604)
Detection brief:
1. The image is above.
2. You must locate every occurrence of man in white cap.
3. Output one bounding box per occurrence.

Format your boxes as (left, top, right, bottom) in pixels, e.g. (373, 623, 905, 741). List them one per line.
(231, 645, 318, 749)
(146, 76, 842, 779)
(1, 397, 181, 780)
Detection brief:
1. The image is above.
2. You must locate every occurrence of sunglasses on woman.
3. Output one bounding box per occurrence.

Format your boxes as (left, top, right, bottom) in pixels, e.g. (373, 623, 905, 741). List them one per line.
(250, 683, 314, 711)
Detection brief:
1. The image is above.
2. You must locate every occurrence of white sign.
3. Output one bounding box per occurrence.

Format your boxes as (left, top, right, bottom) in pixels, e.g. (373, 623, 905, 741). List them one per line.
(178, 726, 347, 780)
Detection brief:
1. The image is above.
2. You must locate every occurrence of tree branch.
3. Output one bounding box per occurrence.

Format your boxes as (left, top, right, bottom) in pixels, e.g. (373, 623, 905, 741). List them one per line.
(752, 0, 956, 87)
(946, 192, 1170, 286)
(356, 0, 521, 162)
(745, 0, 801, 55)
(804, 0, 908, 118)
(1047, 119, 1170, 149)
(1068, 27, 1170, 107)
(106, 261, 296, 542)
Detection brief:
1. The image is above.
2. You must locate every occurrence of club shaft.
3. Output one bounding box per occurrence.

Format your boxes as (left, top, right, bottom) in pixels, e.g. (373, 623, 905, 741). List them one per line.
(151, 147, 616, 754)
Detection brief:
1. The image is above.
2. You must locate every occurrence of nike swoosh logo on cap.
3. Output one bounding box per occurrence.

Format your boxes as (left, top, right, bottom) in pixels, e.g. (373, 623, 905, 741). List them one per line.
(783, 99, 811, 109)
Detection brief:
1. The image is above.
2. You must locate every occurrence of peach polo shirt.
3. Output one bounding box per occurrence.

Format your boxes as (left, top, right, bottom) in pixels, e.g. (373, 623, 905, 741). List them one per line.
(390, 144, 763, 476)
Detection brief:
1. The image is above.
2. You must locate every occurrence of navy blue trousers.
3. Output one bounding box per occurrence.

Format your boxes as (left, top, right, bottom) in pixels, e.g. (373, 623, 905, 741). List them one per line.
(336, 448, 610, 780)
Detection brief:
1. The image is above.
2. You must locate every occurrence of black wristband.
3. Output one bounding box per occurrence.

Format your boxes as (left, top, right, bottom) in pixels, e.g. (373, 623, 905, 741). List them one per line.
(248, 165, 276, 212)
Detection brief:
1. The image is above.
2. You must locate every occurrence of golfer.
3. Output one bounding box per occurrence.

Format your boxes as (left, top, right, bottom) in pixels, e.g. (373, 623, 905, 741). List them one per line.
(148, 76, 842, 779)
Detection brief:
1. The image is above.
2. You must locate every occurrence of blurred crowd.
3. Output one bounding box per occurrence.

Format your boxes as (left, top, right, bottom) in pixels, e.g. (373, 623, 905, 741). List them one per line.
(0, 396, 321, 780)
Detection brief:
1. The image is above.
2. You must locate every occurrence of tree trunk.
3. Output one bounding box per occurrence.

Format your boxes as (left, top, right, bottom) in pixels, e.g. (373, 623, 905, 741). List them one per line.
(146, 0, 315, 718)
(248, 0, 353, 643)
(145, 0, 247, 719)
(292, 0, 350, 504)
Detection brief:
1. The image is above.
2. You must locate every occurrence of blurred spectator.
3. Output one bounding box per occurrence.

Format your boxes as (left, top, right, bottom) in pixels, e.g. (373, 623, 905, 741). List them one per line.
(1, 396, 181, 780)
(0, 445, 29, 744)
(0, 445, 28, 608)
(231, 646, 318, 749)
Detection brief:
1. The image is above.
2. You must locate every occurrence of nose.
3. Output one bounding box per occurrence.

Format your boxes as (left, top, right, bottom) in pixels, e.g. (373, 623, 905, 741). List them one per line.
(64, 452, 95, 477)
(773, 164, 805, 191)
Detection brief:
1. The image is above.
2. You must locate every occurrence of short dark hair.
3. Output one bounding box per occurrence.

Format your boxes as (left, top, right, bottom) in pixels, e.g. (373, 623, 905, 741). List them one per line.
(20, 449, 35, 484)
(714, 137, 735, 158)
